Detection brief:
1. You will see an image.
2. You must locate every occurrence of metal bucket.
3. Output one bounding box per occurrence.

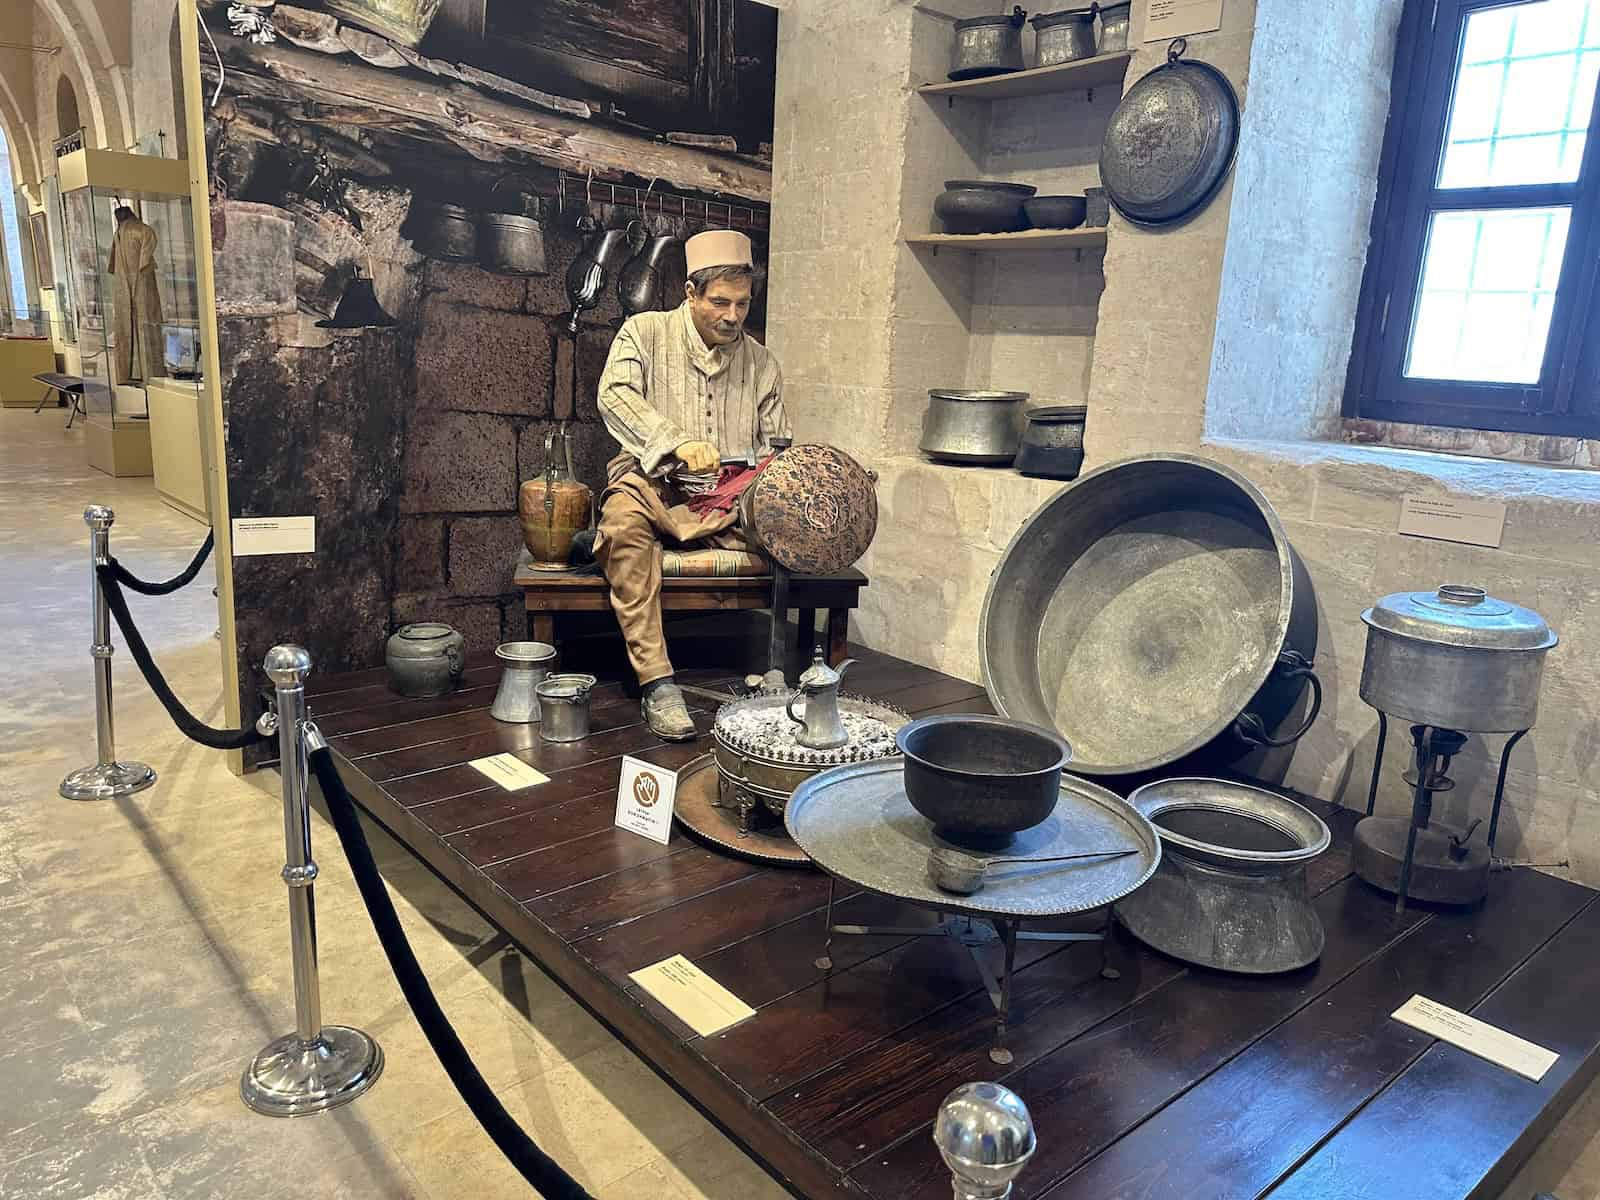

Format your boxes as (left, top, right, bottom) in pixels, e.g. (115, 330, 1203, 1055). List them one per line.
(489, 641, 557, 723)
(535, 673, 596, 742)
(980, 454, 1321, 776)
(1031, 8, 1096, 67)
(951, 8, 1027, 80)
(1115, 777, 1329, 973)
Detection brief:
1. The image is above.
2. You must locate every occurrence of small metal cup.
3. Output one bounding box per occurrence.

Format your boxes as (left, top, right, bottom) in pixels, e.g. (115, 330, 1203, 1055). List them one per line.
(489, 641, 557, 723)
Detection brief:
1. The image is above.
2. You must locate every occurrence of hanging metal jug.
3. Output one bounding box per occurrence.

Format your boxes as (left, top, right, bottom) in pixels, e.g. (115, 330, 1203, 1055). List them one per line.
(518, 423, 594, 570)
(786, 651, 856, 751)
(618, 234, 678, 317)
(564, 220, 632, 333)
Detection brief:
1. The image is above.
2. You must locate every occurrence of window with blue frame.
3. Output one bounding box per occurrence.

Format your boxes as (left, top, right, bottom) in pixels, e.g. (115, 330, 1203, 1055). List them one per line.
(1346, 0, 1600, 436)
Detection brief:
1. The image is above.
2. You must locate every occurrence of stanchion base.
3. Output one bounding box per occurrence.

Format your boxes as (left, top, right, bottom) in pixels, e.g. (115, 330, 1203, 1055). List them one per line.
(241, 1026, 384, 1117)
(59, 760, 157, 801)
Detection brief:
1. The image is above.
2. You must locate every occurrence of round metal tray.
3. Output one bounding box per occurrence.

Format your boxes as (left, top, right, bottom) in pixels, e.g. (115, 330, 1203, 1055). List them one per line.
(785, 759, 1160, 919)
(672, 755, 812, 867)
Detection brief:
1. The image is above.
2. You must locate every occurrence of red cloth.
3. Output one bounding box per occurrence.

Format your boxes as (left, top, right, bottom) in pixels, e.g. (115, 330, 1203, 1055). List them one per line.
(685, 455, 774, 516)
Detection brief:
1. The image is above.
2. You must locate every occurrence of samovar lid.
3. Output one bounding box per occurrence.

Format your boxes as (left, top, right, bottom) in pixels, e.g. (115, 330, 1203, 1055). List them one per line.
(1361, 585, 1557, 652)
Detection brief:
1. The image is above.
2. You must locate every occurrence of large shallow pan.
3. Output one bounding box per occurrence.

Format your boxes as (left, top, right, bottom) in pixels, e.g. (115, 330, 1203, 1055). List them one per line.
(1099, 38, 1240, 227)
(979, 454, 1321, 776)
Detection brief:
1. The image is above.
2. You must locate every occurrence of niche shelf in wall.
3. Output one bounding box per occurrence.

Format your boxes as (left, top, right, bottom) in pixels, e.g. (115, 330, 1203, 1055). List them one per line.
(917, 51, 1134, 102)
(905, 228, 1107, 251)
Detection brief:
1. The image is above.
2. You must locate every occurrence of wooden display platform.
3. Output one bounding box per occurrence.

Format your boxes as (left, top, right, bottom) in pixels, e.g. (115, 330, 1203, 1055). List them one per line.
(310, 620, 1600, 1200)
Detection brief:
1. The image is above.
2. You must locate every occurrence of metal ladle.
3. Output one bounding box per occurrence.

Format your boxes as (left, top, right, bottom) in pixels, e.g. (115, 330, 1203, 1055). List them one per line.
(929, 845, 1139, 895)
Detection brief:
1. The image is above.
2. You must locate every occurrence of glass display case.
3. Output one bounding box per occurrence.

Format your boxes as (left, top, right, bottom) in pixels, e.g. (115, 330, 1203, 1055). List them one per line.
(57, 149, 202, 429)
(57, 149, 202, 480)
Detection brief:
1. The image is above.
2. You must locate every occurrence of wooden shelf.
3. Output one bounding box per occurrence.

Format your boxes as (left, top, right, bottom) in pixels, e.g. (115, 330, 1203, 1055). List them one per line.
(918, 51, 1134, 101)
(905, 228, 1108, 251)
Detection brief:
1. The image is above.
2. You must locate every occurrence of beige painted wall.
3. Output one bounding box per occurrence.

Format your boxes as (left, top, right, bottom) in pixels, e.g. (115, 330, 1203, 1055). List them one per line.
(768, 0, 1600, 881)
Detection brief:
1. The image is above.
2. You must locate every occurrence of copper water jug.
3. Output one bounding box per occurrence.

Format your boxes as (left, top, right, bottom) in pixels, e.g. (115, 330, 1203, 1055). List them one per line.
(518, 424, 593, 570)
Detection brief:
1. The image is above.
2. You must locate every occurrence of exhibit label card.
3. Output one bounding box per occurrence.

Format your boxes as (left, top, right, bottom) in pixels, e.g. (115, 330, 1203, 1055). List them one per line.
(1392, 994, 1558, 1082)
(1144, 0, 1224, 42)
(232, 516, 316, 556)
(614, 755, 678, 845)
(1397, 495, 1507, 548)
(630, 955, 755, 1037)
(468, 754, 550, 792)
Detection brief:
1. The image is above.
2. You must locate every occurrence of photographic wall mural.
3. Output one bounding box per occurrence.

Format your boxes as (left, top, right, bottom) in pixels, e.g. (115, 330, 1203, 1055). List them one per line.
(197, 0, 777, 758)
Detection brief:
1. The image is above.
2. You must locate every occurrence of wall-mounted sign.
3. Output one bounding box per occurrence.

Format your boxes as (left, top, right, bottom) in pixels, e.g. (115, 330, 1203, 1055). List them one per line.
(231, 516, 316, 556)
(1397, 495, 1507, 549)
(53, 128, 84, 158)
(1144, 0, 1224, 42)
(614, 754, 678, 845)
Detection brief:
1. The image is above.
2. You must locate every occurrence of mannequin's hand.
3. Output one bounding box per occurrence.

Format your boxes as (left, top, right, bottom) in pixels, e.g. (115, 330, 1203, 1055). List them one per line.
(675, 440, 720, 474)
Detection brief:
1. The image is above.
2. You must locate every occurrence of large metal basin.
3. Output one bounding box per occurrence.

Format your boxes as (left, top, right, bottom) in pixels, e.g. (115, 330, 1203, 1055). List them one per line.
(979, 454, 1318, 776)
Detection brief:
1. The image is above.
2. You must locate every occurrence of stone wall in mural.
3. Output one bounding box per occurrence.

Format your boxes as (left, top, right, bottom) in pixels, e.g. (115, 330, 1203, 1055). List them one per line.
(198, 0, 775, 758)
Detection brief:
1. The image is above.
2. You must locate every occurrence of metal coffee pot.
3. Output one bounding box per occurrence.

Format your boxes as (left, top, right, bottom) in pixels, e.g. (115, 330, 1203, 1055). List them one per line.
(786, 651, 856, 751)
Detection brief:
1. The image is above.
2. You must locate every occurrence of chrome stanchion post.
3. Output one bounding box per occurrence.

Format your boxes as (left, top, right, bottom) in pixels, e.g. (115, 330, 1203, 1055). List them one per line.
(242, 645, 383, 1117)
(60, 505, 157, 801)
(935, 1083, 1036, 1200)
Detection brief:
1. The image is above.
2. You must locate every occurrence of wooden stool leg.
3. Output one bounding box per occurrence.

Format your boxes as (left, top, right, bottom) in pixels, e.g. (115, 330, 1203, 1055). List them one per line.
(530, 612, 555, 649)
(796, 608, 816, 656)
(826, 608, 849, 667)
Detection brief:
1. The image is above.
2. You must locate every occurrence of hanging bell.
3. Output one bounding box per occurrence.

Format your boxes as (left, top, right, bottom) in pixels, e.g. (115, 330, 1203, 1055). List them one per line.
(316, 268, 397, 329)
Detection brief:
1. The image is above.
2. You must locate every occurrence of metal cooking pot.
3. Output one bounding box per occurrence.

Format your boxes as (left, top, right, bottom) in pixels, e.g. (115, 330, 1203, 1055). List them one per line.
(1115, 777, 1329, 973)
(921, 390, 1027, 465)
(980, 454, 1321, 776)
(535, 673, 596, 742)
(951, 7, 1028, 80)
(1031, 8, 1096, 68)
(1014, 405, 1086, 479)
(419, 203, 477, 261)
(897, 714, 1072, 845)
(1100, 38, 1240, 227)
(1096, 0, 1132, 52)
(478, 212, 547, 276)
(1359, 585, 1557, 733)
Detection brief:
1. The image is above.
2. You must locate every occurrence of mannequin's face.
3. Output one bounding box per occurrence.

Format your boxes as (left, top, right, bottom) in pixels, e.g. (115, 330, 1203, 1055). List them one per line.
(686, 276, 753, 347)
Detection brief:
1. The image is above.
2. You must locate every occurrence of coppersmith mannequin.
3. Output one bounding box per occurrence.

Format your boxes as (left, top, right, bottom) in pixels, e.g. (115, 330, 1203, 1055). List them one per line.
(595, 230, 791, 740)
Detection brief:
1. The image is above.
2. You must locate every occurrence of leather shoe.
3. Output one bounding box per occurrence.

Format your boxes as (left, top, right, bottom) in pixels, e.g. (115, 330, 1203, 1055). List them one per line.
(642, 683, 696, 741)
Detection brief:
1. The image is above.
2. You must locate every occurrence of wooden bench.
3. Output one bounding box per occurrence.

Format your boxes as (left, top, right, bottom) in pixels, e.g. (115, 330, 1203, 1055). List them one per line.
(513, 563, 867, 667)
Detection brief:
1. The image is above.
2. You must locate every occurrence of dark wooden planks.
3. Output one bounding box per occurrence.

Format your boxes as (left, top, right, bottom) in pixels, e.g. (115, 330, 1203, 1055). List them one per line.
(527, 842, 760, 940)
(484, 824, 686, 902)
(847, 878, 1428, 1200)
(1266, 890, 1600, 1200)
(1040, 868, 1592, 1200)
(696, 928, 1069, 1100)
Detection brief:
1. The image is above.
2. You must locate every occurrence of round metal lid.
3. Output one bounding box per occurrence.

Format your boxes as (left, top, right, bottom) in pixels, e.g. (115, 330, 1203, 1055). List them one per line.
(928, 389, 1030, 402)
(1025, 405, 1088, 421)
(1361, 585, 1557, 651)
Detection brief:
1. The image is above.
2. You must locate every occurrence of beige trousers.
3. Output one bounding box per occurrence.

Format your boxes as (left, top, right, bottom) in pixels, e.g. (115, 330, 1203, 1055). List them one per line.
(593, 466, 747, 685)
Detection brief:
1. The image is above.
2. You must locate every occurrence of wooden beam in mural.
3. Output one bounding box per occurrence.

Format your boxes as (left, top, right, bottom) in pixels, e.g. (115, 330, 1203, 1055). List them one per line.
(209, 39, 772, 202)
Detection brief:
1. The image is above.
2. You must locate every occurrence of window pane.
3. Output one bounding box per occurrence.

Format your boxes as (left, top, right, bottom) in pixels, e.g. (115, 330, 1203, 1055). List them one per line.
(1438, 0, 1600, 188)
(1404, 207, 1571, 383)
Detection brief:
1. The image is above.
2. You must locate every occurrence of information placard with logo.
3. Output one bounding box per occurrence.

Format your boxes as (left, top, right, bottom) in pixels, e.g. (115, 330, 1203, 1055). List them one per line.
(614, 755, 679, 845)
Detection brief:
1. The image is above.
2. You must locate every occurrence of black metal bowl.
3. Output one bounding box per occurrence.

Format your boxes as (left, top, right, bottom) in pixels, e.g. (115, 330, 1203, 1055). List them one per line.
(1022, 195, 1087, 229)
(896, 714, 1071, 844)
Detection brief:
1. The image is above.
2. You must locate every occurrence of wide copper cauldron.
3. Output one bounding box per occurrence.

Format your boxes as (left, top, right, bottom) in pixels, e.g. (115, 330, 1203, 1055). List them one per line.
(980, 454, 1320, 776)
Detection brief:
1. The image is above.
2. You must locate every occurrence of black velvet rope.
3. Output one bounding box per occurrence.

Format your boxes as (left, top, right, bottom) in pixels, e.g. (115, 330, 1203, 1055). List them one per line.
(95, 565, 264, 751)
(109, 531, 215, 596)
(308, 746, 593, 1200)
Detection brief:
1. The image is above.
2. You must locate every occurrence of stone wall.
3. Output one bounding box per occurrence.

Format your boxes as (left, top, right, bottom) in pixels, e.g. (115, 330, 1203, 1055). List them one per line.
(768, 0, 1600, 881)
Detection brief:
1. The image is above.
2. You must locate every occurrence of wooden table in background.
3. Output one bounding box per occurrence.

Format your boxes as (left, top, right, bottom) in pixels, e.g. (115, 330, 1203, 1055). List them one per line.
(305, 622, 1600, 1200)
